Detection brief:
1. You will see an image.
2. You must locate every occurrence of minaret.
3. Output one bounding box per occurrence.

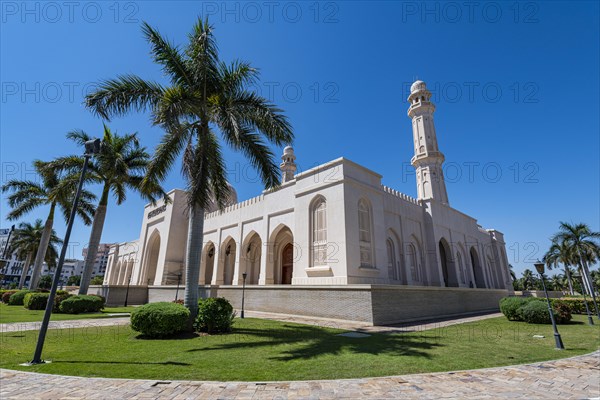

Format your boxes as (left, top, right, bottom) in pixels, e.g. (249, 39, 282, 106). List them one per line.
(407, 80, 449, 205)
(280, 146, 297, 183)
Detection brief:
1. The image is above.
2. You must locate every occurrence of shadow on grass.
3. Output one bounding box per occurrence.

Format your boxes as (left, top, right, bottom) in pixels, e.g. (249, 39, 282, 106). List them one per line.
(133, 331, 200, 340)
(53, 360, 192, 366)
(187, 324, 443, 361)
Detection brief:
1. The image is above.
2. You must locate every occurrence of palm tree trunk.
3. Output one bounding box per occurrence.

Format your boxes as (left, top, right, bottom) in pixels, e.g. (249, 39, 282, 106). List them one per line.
(564, 264, 574, 295)
(578, 249, 600, 319)
(78, 189, 109, 295)
(18, 253, 33, 289)
(184, 204, 205, 328)
(29, 205, 55, 289)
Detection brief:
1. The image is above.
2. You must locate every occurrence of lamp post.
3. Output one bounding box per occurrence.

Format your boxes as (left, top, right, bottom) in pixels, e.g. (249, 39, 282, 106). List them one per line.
(573, 272, 594, 326)
(534, 260, 564, 350)
(29, 139, 101, 364)
(241, 272, 247, 318)
(124, 275, 131, 307)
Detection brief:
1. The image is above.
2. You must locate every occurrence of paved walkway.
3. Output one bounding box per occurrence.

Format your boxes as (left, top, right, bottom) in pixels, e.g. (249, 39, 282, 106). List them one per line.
(0, 317, 131, 333)
(1, 351, 598, 399)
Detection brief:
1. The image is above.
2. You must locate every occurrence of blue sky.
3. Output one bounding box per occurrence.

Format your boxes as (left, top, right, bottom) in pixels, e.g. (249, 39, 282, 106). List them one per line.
(1, 1, 598, 276)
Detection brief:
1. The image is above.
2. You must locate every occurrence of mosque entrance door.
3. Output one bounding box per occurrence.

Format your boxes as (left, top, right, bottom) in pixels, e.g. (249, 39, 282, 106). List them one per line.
(281, 243, 294, 284)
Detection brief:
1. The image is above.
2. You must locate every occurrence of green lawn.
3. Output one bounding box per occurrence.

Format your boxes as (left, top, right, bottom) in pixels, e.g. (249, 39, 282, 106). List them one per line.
(0, 303, 135, 323)
(0, 315, 598, 381)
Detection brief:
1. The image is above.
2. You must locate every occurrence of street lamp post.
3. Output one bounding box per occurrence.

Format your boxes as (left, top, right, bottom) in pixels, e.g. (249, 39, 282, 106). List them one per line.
(573, 272, 594, 326)
(29, 139, 101, 364)
(241, 272, 247, 318)
(534, 260, 565, 350)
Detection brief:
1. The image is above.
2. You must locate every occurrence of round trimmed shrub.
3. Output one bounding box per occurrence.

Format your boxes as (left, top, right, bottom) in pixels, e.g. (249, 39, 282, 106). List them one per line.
(194, 297, 236, 334)
(53, 292, 73, 312)
(500, 297, 539, 321)
(520, 300, 557, 324)
(23, 292, 50, 310)
(2, 290, 17, 303)
(59, 295, 105, 314)
(551, 300, 573, 324)
(8, 290, 32, 306)
(131, 302, 190, 338)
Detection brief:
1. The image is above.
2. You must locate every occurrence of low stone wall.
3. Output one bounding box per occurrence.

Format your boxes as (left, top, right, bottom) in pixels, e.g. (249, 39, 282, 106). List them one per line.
(88, 285, 148, 306)
(370, 286, 507, 325)
(519, 290, 564, 298)
(98, 284, 509, 325)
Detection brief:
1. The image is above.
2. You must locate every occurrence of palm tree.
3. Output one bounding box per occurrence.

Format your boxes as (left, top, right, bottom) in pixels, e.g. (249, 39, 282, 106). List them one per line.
(544, 239, 575, 295)
(85, 18, 293, 323)
(1, 161, 96, 289)
(10, 220, 62, 288)
(521, 269, 536, 290)
(549, 274, 565, 292)
(46, 125, 167, 295)
(552, 222, 600, 318)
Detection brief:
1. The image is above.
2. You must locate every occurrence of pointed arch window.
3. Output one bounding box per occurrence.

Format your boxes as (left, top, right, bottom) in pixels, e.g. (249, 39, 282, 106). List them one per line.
(358, 199, 373, 267)
(311, 198, 327, 266)
(408, 243, 421, 283)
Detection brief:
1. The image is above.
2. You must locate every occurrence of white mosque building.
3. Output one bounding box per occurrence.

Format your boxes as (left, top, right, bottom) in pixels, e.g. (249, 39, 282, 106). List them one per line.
(98, 81, 512, 325)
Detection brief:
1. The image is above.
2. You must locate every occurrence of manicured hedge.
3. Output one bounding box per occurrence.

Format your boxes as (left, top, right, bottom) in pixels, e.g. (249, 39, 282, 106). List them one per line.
(194, 297, 236, 334)
(131, 302, 190, 338)
(554, 298, 596, 314)
(8, 290, 33, 306)
(23, 292, 50, 310)
(500, 296, 572, 324)
(54, 292, 73, 312)
(1, 290, 18, 303)
(59, 295, 105, 314)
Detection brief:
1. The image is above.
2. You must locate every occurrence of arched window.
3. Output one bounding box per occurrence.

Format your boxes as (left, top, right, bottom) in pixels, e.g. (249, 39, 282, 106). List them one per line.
(358, 199, 373, 267)
(408, 243, 421, 282)
(311, 198, 327, 266)
(456, 251, 466, 284)
(387, 238, 397, 280)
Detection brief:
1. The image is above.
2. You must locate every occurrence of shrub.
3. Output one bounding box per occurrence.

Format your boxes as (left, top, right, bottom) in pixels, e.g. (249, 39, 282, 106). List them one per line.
(194, 297, 236, 334)
(554, 298, 595, 314)
(89, 294, 106, 304)
(551, 300, 573, 324)
(172, 299, 184, 305)
(8, 290, 32, 306)
(130, 302, 190, 338)
(520, 300, 559, 324)
(90, 276, 104, 285)
(59, 295, 104, 314)
(67, 275, 81, 286)
(2, 290, 17, 303)
(53, 293, 73, 312)
(24, 293, 50, 310)
(499, 297, 540, 321)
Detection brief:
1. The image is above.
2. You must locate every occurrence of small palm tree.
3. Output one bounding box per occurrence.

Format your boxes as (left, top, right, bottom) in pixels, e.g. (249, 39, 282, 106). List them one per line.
(1, 161, 96, 289)
(46, 125, 167, 295)
(521, 269, 536, 290)
(549, 274, 565, 291)
(85, 18, 293, 323)
(544, 239, 576, 295)
(10, 220, 62, 289)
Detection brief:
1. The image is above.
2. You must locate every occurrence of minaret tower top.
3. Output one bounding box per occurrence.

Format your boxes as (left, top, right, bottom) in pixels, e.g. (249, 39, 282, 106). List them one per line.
(407, 80, 449, 205)
(280, 146, 297, 183)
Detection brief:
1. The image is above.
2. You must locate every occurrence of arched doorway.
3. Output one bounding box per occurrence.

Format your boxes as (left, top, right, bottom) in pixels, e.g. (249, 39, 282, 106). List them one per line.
(241, 232, 261, 284)
(202, 243, 215, 284)
(470, 247, 485, 288)
(439, 239, 458, 287)
(281, 243, 294, 284)
(144, 232, 160, 285)
(221, 238, 236, 285)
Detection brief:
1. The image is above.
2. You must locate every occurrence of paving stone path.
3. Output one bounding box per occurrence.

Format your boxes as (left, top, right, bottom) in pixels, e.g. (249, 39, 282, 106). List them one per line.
(1, 351, 598, 399)
(0, 317, 131, 333)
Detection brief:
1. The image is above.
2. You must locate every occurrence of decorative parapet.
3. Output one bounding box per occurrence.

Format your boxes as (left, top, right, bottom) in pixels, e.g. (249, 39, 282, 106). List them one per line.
(381, 184, 420, 205)
(204, 194, 265, 219)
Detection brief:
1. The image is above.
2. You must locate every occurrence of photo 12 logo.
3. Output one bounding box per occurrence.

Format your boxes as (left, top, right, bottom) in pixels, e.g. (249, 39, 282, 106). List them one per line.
(400, 1, 540, 24)
(1, 1, 140, 24)
(201, 1, 340, 24)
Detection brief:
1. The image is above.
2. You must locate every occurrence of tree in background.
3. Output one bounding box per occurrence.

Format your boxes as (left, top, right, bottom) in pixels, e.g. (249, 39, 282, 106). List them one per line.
(2, 161, 96, 289)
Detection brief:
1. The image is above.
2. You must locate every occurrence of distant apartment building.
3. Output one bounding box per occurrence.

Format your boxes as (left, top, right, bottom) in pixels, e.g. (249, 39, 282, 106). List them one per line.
(0, 227, 26, 285)
(82, 243, 113, 277)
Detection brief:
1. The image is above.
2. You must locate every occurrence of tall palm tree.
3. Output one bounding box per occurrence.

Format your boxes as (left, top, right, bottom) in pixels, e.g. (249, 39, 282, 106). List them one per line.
(1, 161, 96, 289)
(552, 222, 600, 318)
(46, 125, 167, 295)
(544, 239, 575, 295)
(10, 220, 62, 288)
(85, 18, 293, 323)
